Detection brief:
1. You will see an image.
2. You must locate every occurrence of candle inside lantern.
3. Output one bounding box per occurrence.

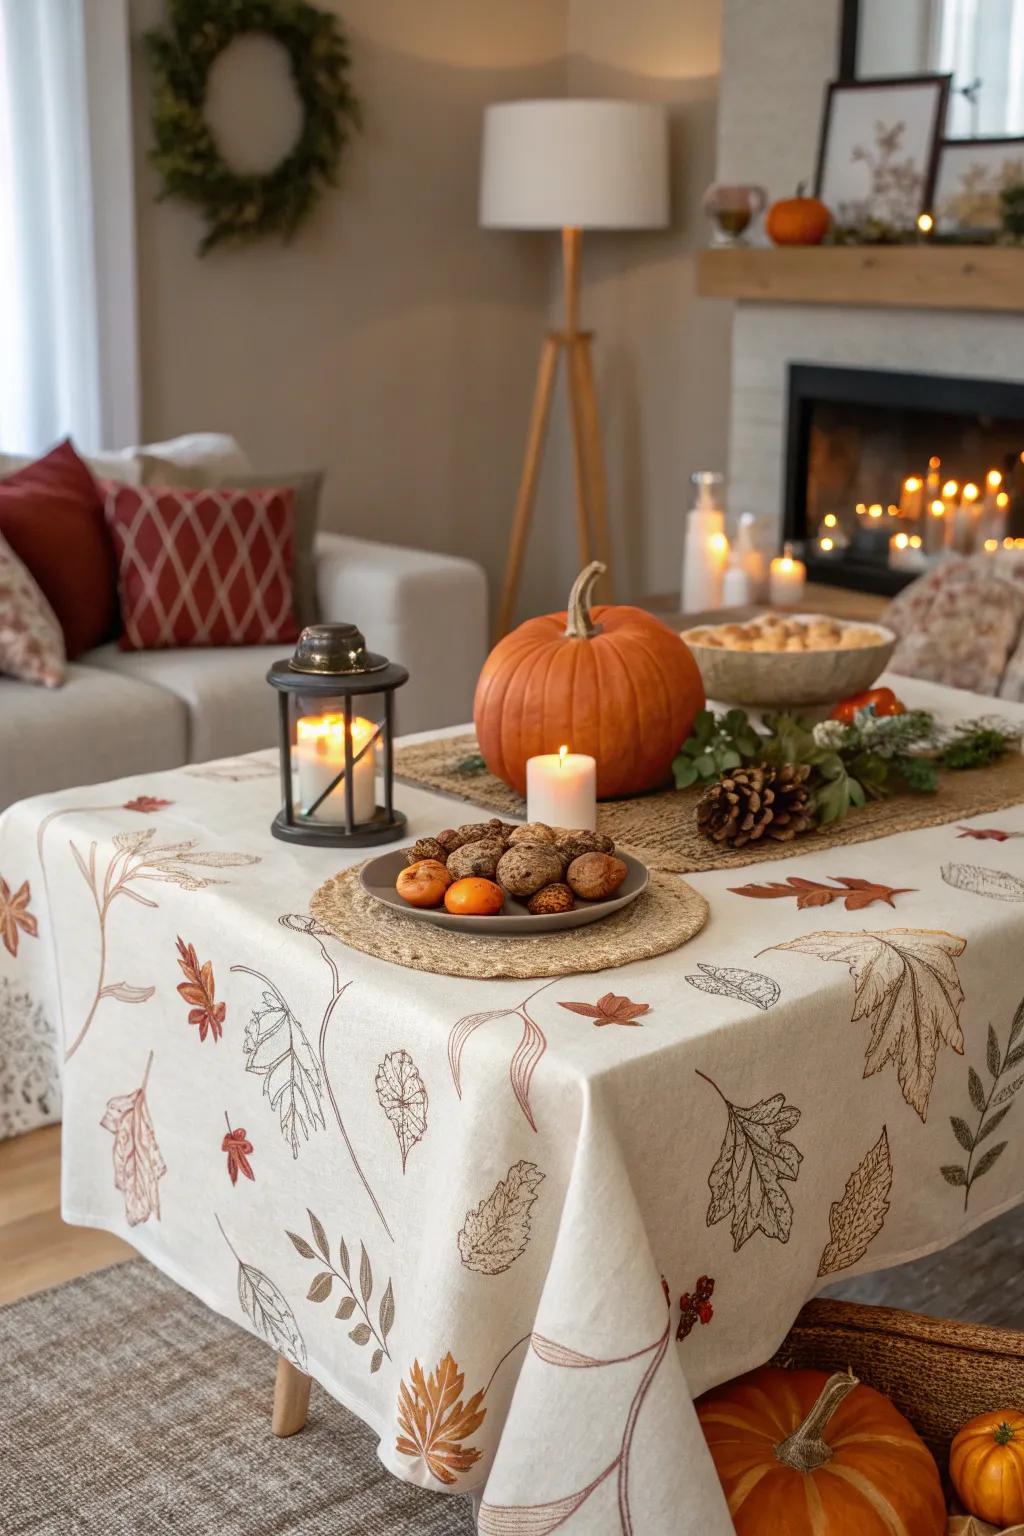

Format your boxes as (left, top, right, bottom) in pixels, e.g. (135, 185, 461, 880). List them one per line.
(296, 713, 378, 824)
(768, 543, 806, 606)
(526, 745, 597, 831)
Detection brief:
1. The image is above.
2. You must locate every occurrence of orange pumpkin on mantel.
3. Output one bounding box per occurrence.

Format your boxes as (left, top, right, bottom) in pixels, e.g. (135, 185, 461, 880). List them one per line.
(474, 562, 704, 799)
(766, 182, 832, 246)
(698, 1366, 946, 1535)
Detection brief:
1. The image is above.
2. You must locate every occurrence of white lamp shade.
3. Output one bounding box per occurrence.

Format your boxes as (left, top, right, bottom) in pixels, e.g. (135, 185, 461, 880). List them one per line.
(480, 99, 669, 231)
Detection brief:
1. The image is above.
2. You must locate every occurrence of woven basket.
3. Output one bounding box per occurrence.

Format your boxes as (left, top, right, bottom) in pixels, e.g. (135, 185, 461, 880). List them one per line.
(773, 1298, 1024, 1486)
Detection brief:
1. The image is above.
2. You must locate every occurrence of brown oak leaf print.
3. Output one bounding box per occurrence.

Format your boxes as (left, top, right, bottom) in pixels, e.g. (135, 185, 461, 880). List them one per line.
(175, 937, 225, 1042)
(766, 928, 967, 1121)
(697, 1070, 802, 1250)
(956, 826, 1024, 841)
(222, 1116, 254, 1184)
(731, 876, 914, 910)
(0, 876, 37, 958)
(817, 1127, 892, 1276)
(123, 796, 172, 813)
(559, 992, 650, 1026)
(458, 1161, 545, 1275)
(396, 1353, 486, 1485)
(374, 1049, 428, 1172)
(99, 1050, 165, 1226)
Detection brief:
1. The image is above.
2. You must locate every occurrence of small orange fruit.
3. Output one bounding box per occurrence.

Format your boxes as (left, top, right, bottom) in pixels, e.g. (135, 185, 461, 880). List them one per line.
(396, 859, 452, 908)
(444, 877, 504, 916)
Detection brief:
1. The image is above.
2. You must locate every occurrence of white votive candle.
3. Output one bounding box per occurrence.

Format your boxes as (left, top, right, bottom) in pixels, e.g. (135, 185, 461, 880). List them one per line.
(526, 746, 597, 831)
(768, 544, 806, 606)
(296, 713, 377, 824)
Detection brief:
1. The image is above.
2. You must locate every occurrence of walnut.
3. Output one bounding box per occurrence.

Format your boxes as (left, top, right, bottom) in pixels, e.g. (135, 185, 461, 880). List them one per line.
(527, 882, 574, 915)
(404, 837, 447, 866)
(567, 851, 628, 901)
(446, 839, 503, 880)
(496, 843, 564, 898)
(435, 829, 463, 853)
(443, 821, 506, 852)
(508, 822, 556, 846)
(555, 830, 615, 862)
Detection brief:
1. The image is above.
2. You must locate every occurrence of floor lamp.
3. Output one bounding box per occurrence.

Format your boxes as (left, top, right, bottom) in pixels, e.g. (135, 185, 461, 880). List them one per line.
(480, 99, 669, 637)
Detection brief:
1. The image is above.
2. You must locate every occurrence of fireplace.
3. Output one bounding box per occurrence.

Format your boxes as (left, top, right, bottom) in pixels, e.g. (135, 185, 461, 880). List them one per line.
(782, 364, 1024, 595)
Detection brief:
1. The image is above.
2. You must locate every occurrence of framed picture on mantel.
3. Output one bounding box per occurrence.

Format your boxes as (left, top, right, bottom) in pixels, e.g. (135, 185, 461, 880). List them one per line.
(814, 74, 952, 230)
(935, 136, 1024, 234)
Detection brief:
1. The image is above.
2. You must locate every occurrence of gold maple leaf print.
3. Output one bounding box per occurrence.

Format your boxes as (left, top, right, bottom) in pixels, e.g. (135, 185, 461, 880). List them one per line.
(396, 1353, 486, 1485)
(0, 876, 38, 958)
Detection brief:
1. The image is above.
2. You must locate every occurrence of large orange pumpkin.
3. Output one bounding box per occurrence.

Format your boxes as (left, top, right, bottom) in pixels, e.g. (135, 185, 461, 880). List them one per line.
(950, 1409, 1024, 1526)
(698, 1366, 946, 1535)
(474, 562, 704, 799)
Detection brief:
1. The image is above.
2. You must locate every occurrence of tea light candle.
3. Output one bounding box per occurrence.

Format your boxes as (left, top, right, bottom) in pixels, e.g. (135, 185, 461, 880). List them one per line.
(899, 476, 924, 520)
(768, 543, 806, 606)
(296, 713, 378, 824)
(526, 746, 597, 831)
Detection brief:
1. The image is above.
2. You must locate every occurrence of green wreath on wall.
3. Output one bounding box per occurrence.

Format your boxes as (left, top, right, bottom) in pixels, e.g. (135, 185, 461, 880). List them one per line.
(146, 0, 360, 255)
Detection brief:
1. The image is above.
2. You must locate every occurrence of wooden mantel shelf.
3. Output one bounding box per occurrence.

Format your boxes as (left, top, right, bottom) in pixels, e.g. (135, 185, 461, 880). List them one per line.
(697, 245, 1024, 314)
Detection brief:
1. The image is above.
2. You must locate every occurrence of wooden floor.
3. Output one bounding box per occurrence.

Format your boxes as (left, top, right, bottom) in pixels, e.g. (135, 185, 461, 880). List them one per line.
(0, 1124, 133, 1305)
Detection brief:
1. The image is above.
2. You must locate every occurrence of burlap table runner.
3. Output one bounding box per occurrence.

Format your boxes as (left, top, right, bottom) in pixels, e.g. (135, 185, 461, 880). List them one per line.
(395, 733, 1024, 874)
(310, 866, 708, 979)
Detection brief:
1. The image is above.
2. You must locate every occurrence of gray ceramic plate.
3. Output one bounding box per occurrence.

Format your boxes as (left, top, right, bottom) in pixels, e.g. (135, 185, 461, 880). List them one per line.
(359, 849, 649, 934)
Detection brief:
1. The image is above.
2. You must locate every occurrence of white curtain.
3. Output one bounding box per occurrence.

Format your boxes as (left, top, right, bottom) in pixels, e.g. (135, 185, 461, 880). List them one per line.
(0, 0, 138, 456)
(934, 0, 1024, 136)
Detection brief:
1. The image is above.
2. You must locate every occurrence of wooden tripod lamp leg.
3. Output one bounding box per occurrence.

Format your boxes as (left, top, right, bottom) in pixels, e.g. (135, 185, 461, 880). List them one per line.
(495, 334, 560, 640)
(273, 1355, 311, 1437)
(570, 335, 613, 599)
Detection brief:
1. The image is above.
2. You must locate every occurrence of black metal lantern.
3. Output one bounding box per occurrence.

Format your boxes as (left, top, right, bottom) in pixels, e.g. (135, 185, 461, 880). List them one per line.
(267, 624, 409, 847)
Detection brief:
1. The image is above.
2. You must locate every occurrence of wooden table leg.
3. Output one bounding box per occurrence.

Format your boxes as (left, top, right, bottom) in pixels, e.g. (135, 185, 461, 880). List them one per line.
(273, 1355, 311, 1437)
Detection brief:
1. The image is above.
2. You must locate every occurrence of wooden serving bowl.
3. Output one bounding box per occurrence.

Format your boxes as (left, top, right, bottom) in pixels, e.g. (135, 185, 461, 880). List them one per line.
(681, 617, 897, 708)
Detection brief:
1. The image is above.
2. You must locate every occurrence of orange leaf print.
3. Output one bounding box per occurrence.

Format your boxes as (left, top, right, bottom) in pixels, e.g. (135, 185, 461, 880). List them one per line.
(123, 795, 172, 813)
(730, 875, 915, 910)
(175, 936, 225, 1042)
(0, 876, 38, 958)
(559, 992, 650, 1026)
(396, 1352, 486, 1485)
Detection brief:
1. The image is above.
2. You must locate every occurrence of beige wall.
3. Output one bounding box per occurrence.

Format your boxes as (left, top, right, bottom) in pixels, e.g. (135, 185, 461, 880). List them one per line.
(130, 0, 566, 613)
(524, 0, 730, 614)
(129, 0, 728, 621)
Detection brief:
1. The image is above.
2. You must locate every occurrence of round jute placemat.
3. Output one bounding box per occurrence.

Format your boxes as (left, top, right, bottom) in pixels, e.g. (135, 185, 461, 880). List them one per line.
(310, 866, 709, 980)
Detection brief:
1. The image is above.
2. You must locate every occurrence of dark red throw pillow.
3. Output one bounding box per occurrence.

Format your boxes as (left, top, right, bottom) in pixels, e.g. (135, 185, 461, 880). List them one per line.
(0, 440, 118, 659)
(105, 483, 299, 650)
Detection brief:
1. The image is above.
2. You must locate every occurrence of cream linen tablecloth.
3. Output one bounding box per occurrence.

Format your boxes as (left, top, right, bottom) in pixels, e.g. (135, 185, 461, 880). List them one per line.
(4, 677, 1024, 1534)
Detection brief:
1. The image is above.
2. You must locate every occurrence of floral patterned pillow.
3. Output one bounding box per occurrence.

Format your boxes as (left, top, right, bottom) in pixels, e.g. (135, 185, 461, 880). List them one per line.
(885, 555, 1024, 698)
(0, 528, 66, 687)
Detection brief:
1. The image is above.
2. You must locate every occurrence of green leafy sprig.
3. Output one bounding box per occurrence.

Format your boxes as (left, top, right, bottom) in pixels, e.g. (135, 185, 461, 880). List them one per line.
(672, 709, 761, 789)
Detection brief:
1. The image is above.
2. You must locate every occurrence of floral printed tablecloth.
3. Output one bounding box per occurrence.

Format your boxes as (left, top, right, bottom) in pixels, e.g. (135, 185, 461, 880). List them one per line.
(4, 678, 1024, 1534)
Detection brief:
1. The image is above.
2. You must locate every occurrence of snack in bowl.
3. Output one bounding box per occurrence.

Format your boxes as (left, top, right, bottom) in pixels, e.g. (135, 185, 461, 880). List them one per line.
(444, 877, 504, 916)
(395, 859, 452, 908)
(682, 613, 897, 709)
(567, 851, 628, 901)
(528, 882, 575, 915)
(685, 614, 887, 652)
(496, 843, 565, 898)
(446, 839, 504, 880)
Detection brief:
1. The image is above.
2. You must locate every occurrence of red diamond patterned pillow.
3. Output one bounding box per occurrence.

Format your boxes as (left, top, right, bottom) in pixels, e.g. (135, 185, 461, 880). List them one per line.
(105, 484, 299, 651)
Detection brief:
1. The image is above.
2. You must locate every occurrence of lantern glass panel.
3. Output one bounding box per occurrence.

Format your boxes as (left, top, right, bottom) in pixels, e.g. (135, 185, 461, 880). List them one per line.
(288, 690, 385, 829)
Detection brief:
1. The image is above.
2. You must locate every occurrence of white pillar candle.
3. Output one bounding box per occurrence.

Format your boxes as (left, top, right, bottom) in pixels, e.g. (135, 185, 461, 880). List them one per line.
(899, 475, 924, 521)
(682, 520, 728, 612)
(768, 544, 806, 606)
(296, 713, 377, 824)
(526, 746, 597, 831)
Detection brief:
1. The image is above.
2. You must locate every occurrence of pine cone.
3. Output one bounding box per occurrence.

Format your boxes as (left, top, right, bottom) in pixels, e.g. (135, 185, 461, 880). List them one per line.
(696, 763, 813, 849)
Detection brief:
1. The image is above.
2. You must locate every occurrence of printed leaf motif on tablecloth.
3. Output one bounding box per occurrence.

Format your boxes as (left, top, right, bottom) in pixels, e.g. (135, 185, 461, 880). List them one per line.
(396, 1353, 486, 1485)
(698, 1071, 802, 1251)
(122, 796, 172, 813)
(942, 997, 1024, 1209)
(374, 1049, 428, 1172)
(559, 993, 650, 1026)
(222, 1120, 254, 1184)
(817, 1127, 893, 1276)
(234, 972, 325, 1158)
(766, 929, 967, 1122)
(458, 1161, 545, 1275)
(685, 963, 780, 1012)
(217, 1216, 306, 1370)
(956, 826, 1024, 842)
(99, 1050, 165, 1226)
(730, 876, 915, 910)
(677, 1275, 716, 1340)
(942, 863, 1024, 902)
(175, 937, 225, 1042)
(449, 982, 555, 1132)
(0, 876, 37, 958)
(287, 1209, 394, 1372)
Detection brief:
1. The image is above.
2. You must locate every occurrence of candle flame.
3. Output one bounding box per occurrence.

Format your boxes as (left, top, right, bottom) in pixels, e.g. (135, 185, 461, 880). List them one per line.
(823, 512, 838, 528)
(909, 535, 923, 549)
(963, 482, 980, 502)
(1005, 537, 1015, 549)
(559, 745, 568, 765)
(819, 537, 834, 552)
(930, 500, 945, 518)
(868, 503, 883, 519)
(904, 476, 922, 492)
(988, 469, 1003, 489)
(297, 713, 377, 750)
(984, 538, 999, 552)
(998, 491, 1010, 508)
(942, 480, 959, 499)
(917, 211, 934, 233)
(709, 531, 729, 555)
(893, 532, 909, 550)
(929, 456, 941, 470)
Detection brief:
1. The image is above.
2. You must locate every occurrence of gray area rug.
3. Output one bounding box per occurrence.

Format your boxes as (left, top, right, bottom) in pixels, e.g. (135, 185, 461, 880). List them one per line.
(3, 1209, 1024, 1536)
(0, 1260, 475, 1536)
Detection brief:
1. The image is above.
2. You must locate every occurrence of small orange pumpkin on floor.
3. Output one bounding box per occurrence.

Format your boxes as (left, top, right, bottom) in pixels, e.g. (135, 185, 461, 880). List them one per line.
(474, 561, 705, 800)
(698, 1365, 945, 1535)
(950, 1409, 1024, 1527)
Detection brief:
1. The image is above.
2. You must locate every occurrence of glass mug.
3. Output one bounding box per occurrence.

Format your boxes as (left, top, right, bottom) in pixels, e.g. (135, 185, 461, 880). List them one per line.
(703, 183, 767, 247)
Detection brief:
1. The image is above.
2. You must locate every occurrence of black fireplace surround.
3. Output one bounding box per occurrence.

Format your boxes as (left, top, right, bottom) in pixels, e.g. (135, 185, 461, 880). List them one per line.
(783, 364, 1024, 595)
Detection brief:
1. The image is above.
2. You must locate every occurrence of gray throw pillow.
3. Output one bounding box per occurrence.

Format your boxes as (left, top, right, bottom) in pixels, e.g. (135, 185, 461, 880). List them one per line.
(139, 456, 324, 628)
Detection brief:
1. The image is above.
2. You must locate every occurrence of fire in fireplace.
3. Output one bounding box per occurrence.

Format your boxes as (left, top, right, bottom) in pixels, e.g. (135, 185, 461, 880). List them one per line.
(782, 364, 1024, 594)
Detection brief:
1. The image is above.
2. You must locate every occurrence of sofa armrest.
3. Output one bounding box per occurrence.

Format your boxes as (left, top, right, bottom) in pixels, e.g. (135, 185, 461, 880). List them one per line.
(315, 532, 488, 733)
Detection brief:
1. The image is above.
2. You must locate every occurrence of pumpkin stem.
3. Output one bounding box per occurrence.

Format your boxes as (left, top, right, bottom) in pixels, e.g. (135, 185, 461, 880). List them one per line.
(795, 180, 807, 198)
(774, 1371, 859, 1474)
(565, 562, 606, 640)
(994, 1421, 1017, 1446)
